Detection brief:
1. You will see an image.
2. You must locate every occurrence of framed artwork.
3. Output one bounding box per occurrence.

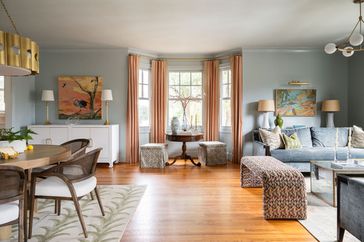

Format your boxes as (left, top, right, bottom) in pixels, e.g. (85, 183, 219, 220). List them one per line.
(58, 76, 103, 119)
(275, 89, 316, 116)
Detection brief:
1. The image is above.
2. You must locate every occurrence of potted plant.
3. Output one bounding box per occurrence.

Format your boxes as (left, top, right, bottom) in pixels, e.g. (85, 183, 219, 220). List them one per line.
(0, 128, 37, 153)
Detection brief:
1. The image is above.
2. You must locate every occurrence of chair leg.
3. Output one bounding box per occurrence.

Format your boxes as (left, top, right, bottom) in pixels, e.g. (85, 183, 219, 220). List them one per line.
(71, 196, 88, 238)
(94, 187, 105, 216)
(18, 198, 24, 242)
(54, 199, 57, 214)
(57, 200, 61, 216)
(90, 191, 94, 200)
(28, 178, 37, 239)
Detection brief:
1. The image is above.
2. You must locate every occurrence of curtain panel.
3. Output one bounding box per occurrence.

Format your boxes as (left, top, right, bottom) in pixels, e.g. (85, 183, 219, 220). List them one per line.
(126, 54, 140, 164)
(203, 60, 220, 141)
(231, 55, 243, 164)
(150, 60, 168, 143)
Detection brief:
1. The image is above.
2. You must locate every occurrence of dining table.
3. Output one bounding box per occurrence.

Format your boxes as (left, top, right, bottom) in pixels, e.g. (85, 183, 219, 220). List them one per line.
(0, 144, 72, 241)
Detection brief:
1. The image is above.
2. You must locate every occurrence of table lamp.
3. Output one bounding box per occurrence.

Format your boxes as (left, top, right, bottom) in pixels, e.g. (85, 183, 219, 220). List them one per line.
(258, 100, 275, 129)
(41, 90, 54, 125)
(322, 100, 340, 127)
(102, 89, 113, 125)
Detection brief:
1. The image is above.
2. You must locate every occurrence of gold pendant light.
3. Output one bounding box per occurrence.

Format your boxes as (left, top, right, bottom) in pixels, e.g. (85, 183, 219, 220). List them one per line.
(0, 0, 39, 76)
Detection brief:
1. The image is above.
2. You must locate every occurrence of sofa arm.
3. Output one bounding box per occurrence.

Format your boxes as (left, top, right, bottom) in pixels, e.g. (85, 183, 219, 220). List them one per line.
(254, 141, 271, 156)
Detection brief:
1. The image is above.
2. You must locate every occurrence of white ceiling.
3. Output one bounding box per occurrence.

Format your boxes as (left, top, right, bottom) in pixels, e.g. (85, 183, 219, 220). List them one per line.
(0, 0, 361, 53)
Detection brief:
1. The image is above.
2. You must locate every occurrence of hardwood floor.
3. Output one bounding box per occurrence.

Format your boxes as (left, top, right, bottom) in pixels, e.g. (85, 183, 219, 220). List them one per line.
(96, 161, 315, 242)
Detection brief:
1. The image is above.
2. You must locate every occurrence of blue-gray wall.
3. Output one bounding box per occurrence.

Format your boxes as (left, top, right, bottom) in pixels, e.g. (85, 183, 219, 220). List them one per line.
(243, 50, 349, 155)
(348, 52, 364, 127)
(34, 49, 129, 160)
(10, 76, 36, 130)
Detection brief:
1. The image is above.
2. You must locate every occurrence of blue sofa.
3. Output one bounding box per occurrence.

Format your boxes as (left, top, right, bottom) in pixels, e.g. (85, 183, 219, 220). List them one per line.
(253, 127, 364, 172)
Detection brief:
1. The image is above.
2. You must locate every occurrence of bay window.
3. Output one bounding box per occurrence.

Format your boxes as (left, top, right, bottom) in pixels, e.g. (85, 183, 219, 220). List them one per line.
(168, 71, 203, 128)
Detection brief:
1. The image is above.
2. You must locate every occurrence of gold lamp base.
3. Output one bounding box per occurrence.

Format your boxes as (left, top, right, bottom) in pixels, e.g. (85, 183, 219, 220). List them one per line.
(104, 120, 110, 125)
(44, 120, 51, 125)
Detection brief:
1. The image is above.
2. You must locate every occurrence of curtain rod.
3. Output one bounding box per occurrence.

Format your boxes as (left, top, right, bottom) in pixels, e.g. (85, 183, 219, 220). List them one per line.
(133, 54, 241, 62)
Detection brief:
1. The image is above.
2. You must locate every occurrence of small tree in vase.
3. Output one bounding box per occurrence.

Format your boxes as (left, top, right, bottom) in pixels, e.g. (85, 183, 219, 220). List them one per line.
(170, 87, 199, 131)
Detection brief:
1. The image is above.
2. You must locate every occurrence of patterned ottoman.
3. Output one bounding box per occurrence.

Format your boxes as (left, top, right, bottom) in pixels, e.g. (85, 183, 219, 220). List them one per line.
(199, 141, 227, 166)
(240, 156, 307, 220)
(140, 143, 168, 168)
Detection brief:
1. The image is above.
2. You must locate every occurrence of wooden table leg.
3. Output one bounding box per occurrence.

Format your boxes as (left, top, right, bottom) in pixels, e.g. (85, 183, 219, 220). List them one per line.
(166, 141, 201, 167)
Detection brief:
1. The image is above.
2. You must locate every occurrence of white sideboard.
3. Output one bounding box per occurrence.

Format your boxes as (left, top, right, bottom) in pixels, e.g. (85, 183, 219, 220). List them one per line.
(28, 124, 119, 167)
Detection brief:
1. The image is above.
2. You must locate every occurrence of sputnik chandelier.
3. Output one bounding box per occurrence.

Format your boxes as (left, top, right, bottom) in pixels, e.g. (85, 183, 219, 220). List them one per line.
(325, 0, 364, 57)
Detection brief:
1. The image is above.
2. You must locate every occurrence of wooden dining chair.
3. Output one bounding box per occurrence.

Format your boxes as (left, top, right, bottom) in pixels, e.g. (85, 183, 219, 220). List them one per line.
(28, 148, 104, 239)
(0, 165, 26, 242)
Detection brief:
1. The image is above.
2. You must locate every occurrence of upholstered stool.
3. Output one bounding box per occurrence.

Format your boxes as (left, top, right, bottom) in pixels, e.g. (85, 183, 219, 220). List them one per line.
(140, 143, 168, 168)
(198, 141, 227, 166)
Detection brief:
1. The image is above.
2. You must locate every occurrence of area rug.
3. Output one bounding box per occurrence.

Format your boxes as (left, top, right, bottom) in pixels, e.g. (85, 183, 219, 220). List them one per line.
(299, 193, 359, 242)
(10, 185, 146, 242)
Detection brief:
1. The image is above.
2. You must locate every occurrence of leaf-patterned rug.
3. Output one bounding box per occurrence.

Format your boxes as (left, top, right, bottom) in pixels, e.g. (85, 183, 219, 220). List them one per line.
(10, 185, 146, 242)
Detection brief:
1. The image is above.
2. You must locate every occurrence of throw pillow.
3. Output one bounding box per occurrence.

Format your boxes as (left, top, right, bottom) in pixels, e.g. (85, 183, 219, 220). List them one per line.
(282, 133, 302, 149)
(259, 126, 284, 150)
(352, 125, 364, 148)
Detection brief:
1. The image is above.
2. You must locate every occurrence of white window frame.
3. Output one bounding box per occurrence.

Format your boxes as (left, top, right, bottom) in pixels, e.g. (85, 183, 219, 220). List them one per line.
(138, 68, 151, 132)
(220, 65, 232, 133)
(167, 70, 204, 131)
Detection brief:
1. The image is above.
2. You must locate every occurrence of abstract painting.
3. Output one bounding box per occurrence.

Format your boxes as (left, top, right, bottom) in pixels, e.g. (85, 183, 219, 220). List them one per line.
(275, 89, 316, 116)
(58, 76, 103, 119)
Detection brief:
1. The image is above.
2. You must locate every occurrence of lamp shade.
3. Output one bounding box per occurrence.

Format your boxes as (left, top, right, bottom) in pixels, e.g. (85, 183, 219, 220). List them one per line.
(102, 89, 113, 101)
(322, 100, 340, 112)
(258, 100, 275, 112)
(41, 90, 54, 101)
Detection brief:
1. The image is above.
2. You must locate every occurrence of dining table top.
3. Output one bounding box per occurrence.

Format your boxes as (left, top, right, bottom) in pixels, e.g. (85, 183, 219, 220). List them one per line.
(0, 144, 71, 170)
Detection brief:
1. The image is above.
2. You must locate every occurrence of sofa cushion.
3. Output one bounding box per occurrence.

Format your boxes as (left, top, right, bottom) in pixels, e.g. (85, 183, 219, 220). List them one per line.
(282, 133, 302, 149)
(271, 147, 336, 162)
(311, 127, 349, 147)
(282, 128, 312, 148)
(352, 125, 364, 148)
(259, 127, 283, 150)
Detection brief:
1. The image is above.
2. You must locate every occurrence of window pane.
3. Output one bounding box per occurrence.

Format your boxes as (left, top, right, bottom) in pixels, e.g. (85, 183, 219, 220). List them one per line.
(0, 90, 5, 112)
(186, 100, 202, 126)
(180, 72, 190, 85)
(138, 99, 150, 127)
(142, 70, 149, 84)
(180, 86, 190, 97)
(143, 84, 148, 98)
(222, 70, 228, 84)
(169, 72, 179, 85)
(221, 99, 231, 127)
(0, 76, 4, 88)
(223, 84, 230, 98)
(138, 70, 142, 83)
(228, 70, 231, 83)
(138, 84, 143, 98)
(168, 100, 184, 124)
(169, 86, 179, 97)
(191, 86, 202, 98)
(191, 72, 202, 85)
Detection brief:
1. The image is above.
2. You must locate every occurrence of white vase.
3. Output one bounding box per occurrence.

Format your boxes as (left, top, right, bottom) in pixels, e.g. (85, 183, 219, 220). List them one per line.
(0, 140, 27, 153)
(171, 117, 180, 135)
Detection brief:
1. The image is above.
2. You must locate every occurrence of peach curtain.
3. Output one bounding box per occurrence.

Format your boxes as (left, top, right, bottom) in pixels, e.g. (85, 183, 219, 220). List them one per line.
(231, 55, 243, 164)
(203, 60, 220, 141)
(126, 55, 140, 164)
(150, 60, 168, 143)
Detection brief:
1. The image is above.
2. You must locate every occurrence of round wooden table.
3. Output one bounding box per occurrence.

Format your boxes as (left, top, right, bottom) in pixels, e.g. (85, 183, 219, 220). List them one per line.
(166, 133, 204, 167)
(0, 144, 72, 169)
(0, 144, 71, 241)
